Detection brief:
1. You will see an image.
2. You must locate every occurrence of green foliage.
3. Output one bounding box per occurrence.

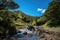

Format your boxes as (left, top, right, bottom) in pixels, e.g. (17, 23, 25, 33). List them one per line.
(0, 0, 19, 10)
(14, 11, 38, 26)
(37, 16, 48, 25)
(44, 1, 60, 20)
(0, 0, 19, 38)
(39, 1, 60, 27)
(0, 10, 18, 37)
(47, 20, 60, 27)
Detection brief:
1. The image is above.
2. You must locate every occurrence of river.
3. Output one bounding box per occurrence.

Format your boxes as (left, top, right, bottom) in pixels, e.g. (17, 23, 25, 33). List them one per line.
(12, 28, 40, 40)
(13, 33, 40, 40)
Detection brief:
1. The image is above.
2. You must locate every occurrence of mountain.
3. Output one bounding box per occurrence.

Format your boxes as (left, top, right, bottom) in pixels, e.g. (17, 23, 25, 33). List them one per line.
(13, 11, 39, 26)
(39, 1, 60, 27)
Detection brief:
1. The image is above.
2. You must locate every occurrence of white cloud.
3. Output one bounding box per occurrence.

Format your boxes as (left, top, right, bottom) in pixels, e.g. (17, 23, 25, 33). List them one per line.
(37, 8, 42, 11)
(37, 8, 46, 13)
(42, 9, 46, 13)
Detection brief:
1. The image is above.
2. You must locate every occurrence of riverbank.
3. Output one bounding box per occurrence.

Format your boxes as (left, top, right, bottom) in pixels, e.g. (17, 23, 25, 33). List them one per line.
(1, 26, 60, 40)
(39, 27, 60, 40)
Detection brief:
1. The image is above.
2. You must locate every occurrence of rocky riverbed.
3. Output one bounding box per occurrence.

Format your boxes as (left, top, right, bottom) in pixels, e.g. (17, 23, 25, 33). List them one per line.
(1, 33, 40, 40)
(39, 27, 60, 40)
(1, 27, 60, 40)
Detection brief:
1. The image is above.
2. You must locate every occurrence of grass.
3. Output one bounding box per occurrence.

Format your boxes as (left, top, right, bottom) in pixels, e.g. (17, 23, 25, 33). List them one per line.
(41, 20, 60, 31)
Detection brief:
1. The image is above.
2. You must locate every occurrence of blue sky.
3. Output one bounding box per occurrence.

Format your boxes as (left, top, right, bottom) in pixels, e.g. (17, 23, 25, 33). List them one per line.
(14, 0, 51, 17)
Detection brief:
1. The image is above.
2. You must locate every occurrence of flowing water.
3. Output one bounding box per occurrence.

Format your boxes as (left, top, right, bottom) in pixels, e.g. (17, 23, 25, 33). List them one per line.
(13, 28, 40, 40)
(14, 33, 40, 40)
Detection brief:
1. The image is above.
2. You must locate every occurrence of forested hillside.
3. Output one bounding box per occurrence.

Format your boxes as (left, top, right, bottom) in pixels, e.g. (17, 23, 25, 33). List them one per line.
(0, 0, 19, 38)
(13, 11, 38, 26)
(0, 0, 40, 38)
(39, 1, 60, 27)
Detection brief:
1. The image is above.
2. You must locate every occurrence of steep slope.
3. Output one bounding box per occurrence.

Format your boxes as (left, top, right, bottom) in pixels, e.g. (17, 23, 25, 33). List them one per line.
(13, 11, 38, 26)
(39, 1, 60, 27)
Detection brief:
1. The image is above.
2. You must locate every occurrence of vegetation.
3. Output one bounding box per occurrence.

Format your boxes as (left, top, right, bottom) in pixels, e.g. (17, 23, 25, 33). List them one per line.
(0, 0, 40, 38)
(0, 0, 19, 38)
(0, 0, 60, 39)
(39, 0, 60, 27)
(14, 11, 38, 26)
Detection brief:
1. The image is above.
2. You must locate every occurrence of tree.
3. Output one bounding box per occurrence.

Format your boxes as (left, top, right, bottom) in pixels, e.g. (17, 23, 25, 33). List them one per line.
(0, 0, 19, 10)
(0, 0, 19, 38)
